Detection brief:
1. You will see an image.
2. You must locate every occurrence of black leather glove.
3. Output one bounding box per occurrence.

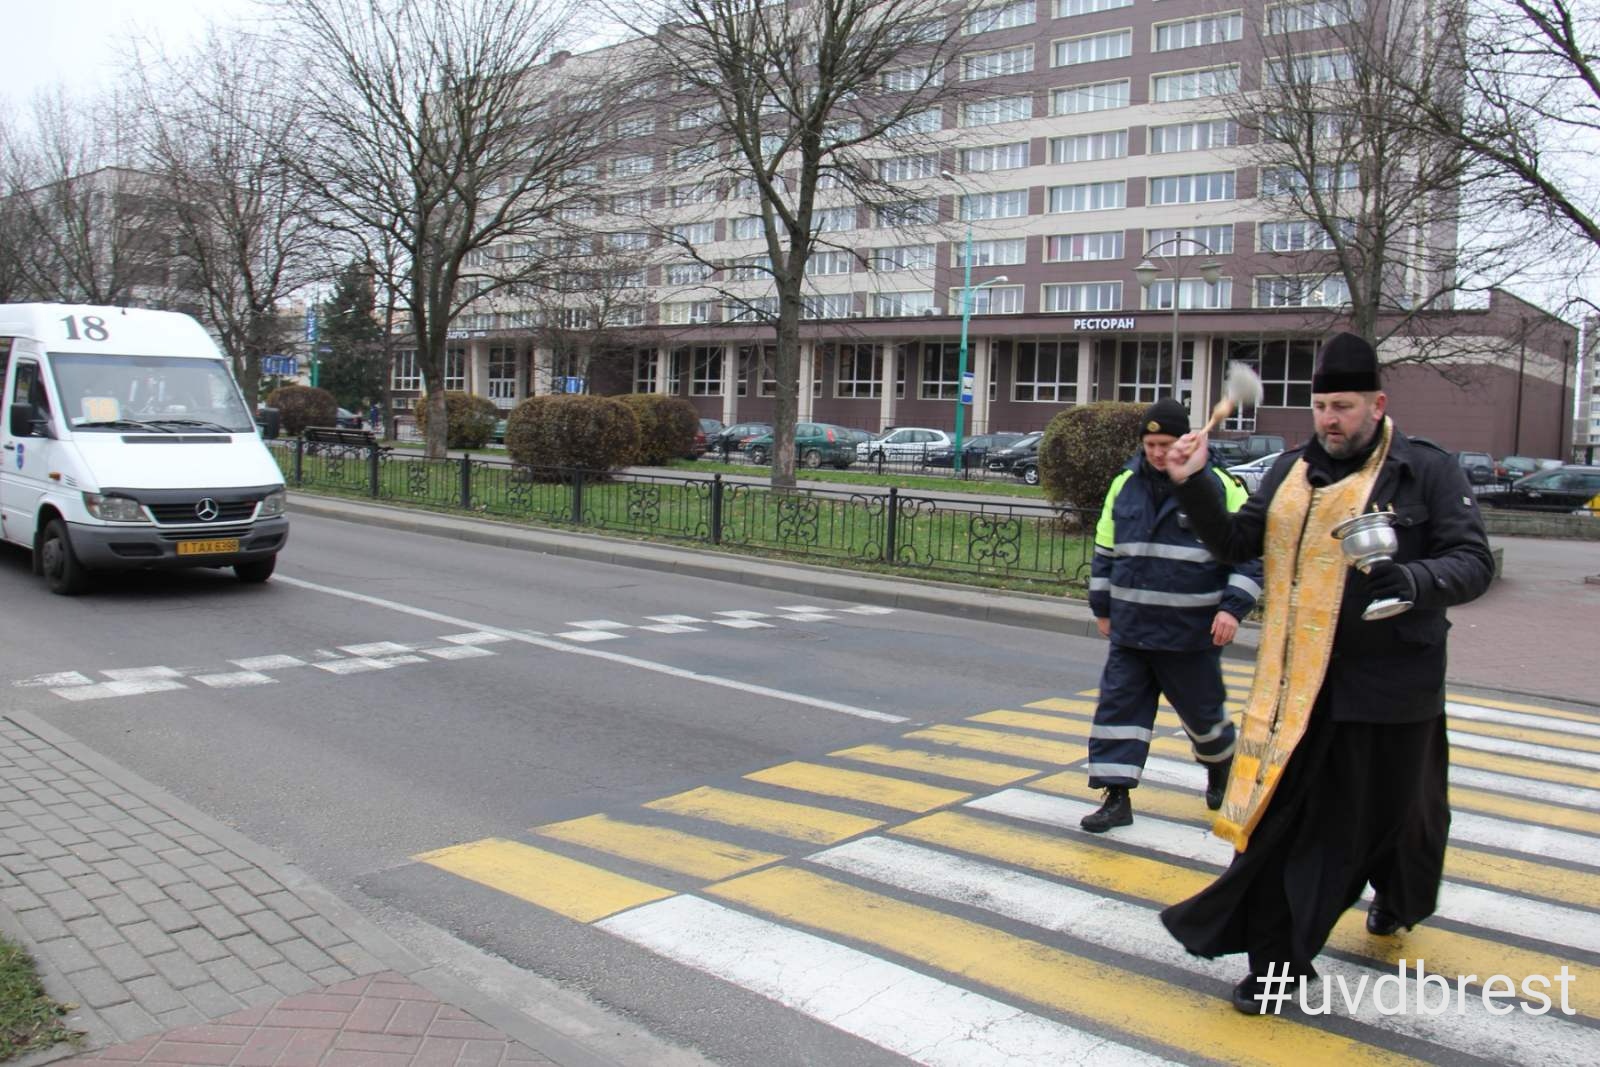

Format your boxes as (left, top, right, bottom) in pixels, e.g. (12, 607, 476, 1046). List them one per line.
(1366, 559, 1417, 602)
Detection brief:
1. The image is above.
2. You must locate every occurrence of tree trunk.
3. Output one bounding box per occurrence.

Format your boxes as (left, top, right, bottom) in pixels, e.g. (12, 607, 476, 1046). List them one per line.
(770, 286, 803, 490)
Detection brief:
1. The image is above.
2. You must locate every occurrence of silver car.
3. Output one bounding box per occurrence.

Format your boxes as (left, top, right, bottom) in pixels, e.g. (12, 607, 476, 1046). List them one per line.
(1226, 451, 1282, 493)
(856, 427, 951, 463)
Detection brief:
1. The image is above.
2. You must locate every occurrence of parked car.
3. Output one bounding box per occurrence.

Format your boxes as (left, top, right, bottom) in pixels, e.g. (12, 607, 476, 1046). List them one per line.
(986, 431, 1045, 485)
(1224, 451, 1284, 493)
(743, 422, 856, 468)
(1494, 455, 1544, 485)
(1455, 450, 1496, 486)
(684, 417, 722, 459)
(922, 432, 1027, 470)
(1211, 433, 1285, 465)
(335, 407, 363, 429)
(856, 427, 952, 464)
(1478, 465, 1600, 513)
(709, 421, 771, 458)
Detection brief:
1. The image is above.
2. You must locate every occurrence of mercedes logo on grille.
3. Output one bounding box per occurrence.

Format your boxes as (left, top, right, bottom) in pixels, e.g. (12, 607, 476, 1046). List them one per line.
(194, 498, 221, 522)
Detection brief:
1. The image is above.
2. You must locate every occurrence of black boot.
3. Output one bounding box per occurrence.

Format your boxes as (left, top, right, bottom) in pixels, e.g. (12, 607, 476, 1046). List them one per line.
(1205, 756, 1233, 811)
(1231, 974, 1266, 1015)
(1366, 898, 1407, 936)
(1080, 786, 1132, 833)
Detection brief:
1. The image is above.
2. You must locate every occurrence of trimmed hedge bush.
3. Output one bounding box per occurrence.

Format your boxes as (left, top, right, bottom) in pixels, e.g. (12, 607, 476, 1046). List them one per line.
(414, 391, 500, 449)
(1039, 401, 1147, 512)
(618, 394, 700, 465)
(504, 395, 641, 478)
(267, 385, 338, 436)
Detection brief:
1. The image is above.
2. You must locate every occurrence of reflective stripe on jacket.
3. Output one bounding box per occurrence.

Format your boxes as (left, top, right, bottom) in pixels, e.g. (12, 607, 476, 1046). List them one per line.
(1088, 454, 1261, 651)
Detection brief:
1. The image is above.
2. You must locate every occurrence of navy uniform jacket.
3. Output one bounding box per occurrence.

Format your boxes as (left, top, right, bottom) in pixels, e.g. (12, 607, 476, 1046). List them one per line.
(1089, 454, 1262, 653)
(1176, 429, 1494, 723)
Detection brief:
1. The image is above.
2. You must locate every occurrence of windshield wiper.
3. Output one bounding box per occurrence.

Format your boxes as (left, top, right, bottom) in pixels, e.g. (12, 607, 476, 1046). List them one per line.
(142, 418, 241, 432)
(73, 419, 176, 433)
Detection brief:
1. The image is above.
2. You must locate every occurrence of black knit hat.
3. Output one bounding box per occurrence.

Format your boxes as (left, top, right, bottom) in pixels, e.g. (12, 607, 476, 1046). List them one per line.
(1312, 332, 1381, 393)
(1141, 397, 1190, 438)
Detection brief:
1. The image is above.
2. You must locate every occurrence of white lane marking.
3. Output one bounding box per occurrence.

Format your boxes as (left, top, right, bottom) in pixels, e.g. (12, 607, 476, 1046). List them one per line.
(597, 894, 1173, 1067)
(774, 605, 831, 613)
(193, 671, 277, 689)
(339, 641, 415, 657)
(777, 613, 835, 622)
(714, 610, 771, 619)
(232, 654, 306, 671)
(971, 789, 1600, 950)
(273, 575, 906, 723)
(1447, 729, 1600, 771)
(556, 630, 626, 643)
(840, 605, 895, 615)
(101, 666, 184, 682)
(312, 658, 396, 675)
(565, 619, 631, 630)
(638, 624, 702, 634)
(1448, 812, 1600, 870)
(439, 631, 510, 646)
(15, 671, 94, 688)
(53, 679, 188, 701)
(376, 653, 428, 666)
(646, 614, 704, 624)
(1448, 700, 1600, 739)
(420, 645, 496, 660)
(712, 619, 772, 629)
(813, 838, 1600, 1065)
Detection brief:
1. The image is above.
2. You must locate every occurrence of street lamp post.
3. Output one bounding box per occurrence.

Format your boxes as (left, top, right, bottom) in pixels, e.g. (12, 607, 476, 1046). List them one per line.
(943, 169, 1010, 475)
(1133, 237, 1223, 415)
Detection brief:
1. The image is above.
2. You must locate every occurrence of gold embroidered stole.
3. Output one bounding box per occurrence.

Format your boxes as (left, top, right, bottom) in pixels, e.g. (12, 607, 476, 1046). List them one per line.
(1213, 418, 1393, 852)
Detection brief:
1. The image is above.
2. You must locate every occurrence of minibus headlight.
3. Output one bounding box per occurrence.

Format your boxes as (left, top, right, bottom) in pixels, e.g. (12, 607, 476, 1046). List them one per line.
(82, 493, 146, 522)
(258, 489, 286, 517)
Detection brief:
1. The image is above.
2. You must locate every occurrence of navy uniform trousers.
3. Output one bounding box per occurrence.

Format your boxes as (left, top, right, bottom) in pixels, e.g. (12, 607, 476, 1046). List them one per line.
(1086, 643, 1236, 789)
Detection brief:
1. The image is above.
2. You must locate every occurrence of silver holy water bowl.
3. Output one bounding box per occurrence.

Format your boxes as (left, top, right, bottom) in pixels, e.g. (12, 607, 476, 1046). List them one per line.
(1331, 511, 1414, 620)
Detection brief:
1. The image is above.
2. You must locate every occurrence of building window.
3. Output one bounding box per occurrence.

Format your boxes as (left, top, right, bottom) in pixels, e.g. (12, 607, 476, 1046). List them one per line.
(1268, 0, 1363, 34)
(392, 349, 421, 391)
(962, 95, 1034, 126)
(965, 46, 1034, 80)
(1267, 51, 1356, 87)
(676, 106, 716, 129)
(671, 182, 717, 206)
(666, 262, 714, 285)
(883, 65, 944, 92)
(563, 164, 597, 183)
(437, 347, 464, 391)
(875, 200, 937, 228)
(1048, 180, 1126, 213)
(835, 343, 884, 398)
(1116, 339, 1189, 404)
(1150, 171, 1236, 205)
(808, 249, 855, 275)
(1255, 274, 1351, 307)
(611, 192, 649, 215)
(1154, 13, 1244, 52)
(955, 237, 1028, 266)
(607, 231, 650, 250)
(887, 108, 944, 136)
(634, 351, 657, 394)
(1013, 340, 1079, 402)
(1259, 339, 1317, 406)
(873, 290, 935, 317)
(1152, 65, 1240, 102)
(1146, 224, 1235, 255)
(1259, 220, 1341, 251)
(1046, 231, 1124, 262)
(1144, 277, 1232, 309)
(662, 301, 712, 325)
(873, 244, 938, 271)
(959, 189, 1029, 220)
(880, 153, 940, 182)
(1056, 0, 1131, 16)
(1052, 79, 1130, 115)
(816, 206, 861, 232)
(1053, 29, 1132, 68)
(731, 215, 764, 241)
(614, 116, 656, 138)
(1259, 163, 1359, 195)
(690, 346, 723, 395)
(1042, 281, 1122, 311)
(488, 348, 518, 402)
(673, 143, 720, 168)
(726, 296, 780, 322)
(802, 294, 854, 320)
(965, 0, 1036, 34)
(921, 343, 962, 399)
(961, 142, 1031, 172)
(611, 154, 655, 177)
(952, 285, 1024, 314)
(1051, 129, 1128, 164)
(1148, 119, 1238, 153)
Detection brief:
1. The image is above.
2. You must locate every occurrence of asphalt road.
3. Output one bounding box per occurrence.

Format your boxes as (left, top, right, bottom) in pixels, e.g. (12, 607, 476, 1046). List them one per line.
(3, 515, 1595, 1066)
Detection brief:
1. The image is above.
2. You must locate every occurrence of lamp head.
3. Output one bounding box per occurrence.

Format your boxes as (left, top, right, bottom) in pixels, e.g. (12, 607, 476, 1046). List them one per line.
(1199, 260, 1224, 287)
(1133, 259, 1160, 291)
(939, 169, 956, 181)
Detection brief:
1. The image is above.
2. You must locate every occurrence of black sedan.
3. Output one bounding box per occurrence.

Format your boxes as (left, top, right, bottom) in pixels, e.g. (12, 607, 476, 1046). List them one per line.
(709, 421, 772, 458)
(922, 432, 1026, 470)
(986, 431, 1045, 484)
(1478, 465, 1600, 513)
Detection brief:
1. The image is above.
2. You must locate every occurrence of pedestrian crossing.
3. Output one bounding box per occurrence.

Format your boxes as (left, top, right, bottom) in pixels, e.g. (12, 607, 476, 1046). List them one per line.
(411, 660, 1600, 1065)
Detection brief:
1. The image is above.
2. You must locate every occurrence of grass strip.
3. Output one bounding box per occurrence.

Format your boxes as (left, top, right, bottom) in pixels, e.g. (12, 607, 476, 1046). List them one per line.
(0, 934, 80, 1060)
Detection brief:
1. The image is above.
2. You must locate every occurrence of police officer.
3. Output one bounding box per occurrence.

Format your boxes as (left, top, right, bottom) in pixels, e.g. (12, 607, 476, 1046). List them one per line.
(1081, 397, 1262, 832)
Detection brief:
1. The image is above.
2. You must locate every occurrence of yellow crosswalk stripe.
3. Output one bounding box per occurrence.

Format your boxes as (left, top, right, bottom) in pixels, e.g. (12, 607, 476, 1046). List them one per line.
(904, 723, 1088, 764)
(534, 814, 783, 880)
(415, 838, 672, 922)
(894, 811, 1600, 1018)
(1448, 785, 1600, 837)
(830, 743, 1040, 786)
(1448, 717, 1600, 754)
(1452, 747, 1598, 787)
(1025, 697, 1099, 715)
(644, 786, 880, 844)
(1030, 774, 1600, 910)
(708, 866, 1419, 1067)
(744, 761, 970, 812)
(970, 708, 1093, 737)
(1449, 693, 1600, 725)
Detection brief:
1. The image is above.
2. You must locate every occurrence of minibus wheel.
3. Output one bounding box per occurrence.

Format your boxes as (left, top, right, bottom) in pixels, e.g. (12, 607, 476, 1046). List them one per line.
(40, 519, 89, 596)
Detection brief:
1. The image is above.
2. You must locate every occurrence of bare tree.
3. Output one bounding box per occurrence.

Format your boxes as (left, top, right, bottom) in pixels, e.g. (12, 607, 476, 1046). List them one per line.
(275, 0, 613, 458)
(516, 244, 660, 394)
(128, 28, 327, 405)
(1229, 0, 1531, 360)
(620, 0, 978, 487)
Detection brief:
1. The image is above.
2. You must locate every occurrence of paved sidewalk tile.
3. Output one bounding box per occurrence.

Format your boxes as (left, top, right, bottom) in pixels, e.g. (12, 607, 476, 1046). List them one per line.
(63, 972, 558, 1067)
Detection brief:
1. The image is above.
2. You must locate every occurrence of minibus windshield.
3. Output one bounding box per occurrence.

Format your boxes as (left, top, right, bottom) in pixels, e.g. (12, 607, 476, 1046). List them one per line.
(49, 353, 255, 433)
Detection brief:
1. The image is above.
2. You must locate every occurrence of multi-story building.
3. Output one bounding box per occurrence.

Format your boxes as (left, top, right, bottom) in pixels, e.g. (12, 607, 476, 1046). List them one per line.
(1580, 316, 1599, 460)
(398, 0, 1576, 459)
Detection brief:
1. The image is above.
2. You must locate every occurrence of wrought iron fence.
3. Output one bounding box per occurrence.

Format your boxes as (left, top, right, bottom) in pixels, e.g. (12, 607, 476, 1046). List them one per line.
(267, 438, 1094, 586)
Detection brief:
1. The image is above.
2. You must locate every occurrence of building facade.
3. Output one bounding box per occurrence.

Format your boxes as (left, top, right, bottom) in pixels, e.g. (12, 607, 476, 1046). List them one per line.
(392, 0, 1577, 459)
